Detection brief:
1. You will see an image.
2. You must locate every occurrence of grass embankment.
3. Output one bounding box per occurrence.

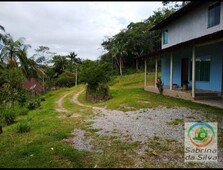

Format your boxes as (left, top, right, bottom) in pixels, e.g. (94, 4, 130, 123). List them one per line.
(79, 72, 223, 116)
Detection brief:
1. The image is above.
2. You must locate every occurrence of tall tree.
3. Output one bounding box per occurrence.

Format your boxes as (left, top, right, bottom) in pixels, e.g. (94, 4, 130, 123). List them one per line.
(32, 46, 55, 66)
(18, 49, 46, 80)
(52, 55, 67, 77)
(100, 7, 176, 73)
(66, 51, 81, 86)
(0, 33, 31, 68)
(162, 1, 190, 10)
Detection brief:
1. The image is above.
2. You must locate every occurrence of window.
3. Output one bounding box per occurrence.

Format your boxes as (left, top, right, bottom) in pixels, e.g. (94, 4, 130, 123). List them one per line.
(163, 30, 168, 44)
(208, 2, 221, 28)
(190, 56, 211, 81)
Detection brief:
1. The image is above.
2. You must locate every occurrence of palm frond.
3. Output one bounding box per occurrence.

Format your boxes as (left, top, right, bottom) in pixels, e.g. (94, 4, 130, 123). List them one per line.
(0, 25, 5, 32)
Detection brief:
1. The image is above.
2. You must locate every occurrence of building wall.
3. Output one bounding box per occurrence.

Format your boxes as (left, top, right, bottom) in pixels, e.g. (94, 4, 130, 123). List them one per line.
(161, 54, 170, 85)
(161, 42, 223, 92)
(161, 47, 192, 87)
(222, 56, 223, 93)
(162, 2, 223, 49)
(190, 41, 223, 92)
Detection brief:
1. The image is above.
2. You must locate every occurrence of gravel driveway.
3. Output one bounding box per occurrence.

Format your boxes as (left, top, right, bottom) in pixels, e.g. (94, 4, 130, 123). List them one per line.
(65, 90, 223, 168)
(89, 106, 211, 143)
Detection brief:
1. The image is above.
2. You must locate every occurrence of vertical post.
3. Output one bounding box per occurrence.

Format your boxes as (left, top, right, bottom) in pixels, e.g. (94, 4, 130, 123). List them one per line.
(170, 52, 173, 90)
(144, 59, 147, 88)
(192, 46, 195, 98)
(155, 56, 158, 87)
(136, 58, 138, 71)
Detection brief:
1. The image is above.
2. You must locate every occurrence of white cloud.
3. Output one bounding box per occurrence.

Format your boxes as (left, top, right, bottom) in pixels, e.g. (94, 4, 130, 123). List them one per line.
(0, 1, 163, 60)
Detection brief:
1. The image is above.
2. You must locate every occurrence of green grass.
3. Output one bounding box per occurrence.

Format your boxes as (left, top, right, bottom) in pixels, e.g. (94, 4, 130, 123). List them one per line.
(79, 72, 223, 116)
(0, 85, 92, 168)
(0, 72, 222, 168)
(167, 118, 184, 125)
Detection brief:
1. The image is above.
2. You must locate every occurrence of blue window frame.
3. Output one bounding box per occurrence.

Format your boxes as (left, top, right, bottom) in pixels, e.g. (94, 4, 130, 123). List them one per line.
(208, 2, 221, 28)
(163, 30, 168, 45)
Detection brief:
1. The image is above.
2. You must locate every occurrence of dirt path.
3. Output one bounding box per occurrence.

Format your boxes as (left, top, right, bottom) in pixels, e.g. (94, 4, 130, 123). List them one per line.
(71, 88, 88, 107)
(55, 90, 75, 113)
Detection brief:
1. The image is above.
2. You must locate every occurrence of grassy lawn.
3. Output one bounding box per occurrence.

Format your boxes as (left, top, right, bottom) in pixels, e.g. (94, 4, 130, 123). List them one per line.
(0, 72, 222, 168)
(79, 72, 223, 116)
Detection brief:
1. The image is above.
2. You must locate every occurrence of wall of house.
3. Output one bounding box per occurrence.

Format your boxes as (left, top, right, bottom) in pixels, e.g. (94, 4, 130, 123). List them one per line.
(161, 47, 192, 87)
(222, 56, 223, 94)
(189, 42, 223, 92)
(161, 54, 170, 85)
(162, 2, 223, 49)
(161, 42, 223, 92)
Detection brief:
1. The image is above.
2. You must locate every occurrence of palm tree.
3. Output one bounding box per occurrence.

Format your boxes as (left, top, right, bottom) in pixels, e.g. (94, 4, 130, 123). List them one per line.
(0, 33, 31, 68)
(52, 55, 67, 77)
(17, 49, 46, 80)
(111, 40, 128, 76)
(67, 52, 79, 86)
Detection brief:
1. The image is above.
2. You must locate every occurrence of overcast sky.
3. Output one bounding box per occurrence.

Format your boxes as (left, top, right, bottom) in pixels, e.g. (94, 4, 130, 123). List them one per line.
(0, 1, 163, 60)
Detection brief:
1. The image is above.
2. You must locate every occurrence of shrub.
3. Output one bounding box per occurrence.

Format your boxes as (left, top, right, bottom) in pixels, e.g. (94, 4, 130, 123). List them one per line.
(15, 121, 31, 133)
(79, 60, 112, 102)
(2, 108, 16, 125)
(17, 89, 28, 107)
(156, 78, 164, 95)
(40, 96, 46, 101)
(27, 98, 41, 110)
(17, 107, 29, 116)
(55, 71, 76, 87)
(86, 83, 111, 102)
(55, 76, 75, 87)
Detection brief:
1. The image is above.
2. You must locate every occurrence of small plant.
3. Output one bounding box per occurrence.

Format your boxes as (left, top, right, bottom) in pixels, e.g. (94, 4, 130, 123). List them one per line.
(2, 108, 16, 125)
(167, 118, 184, 125)
(17, 107, 29, 116)
(40, 97, 46, 101)
(27, 98, 41, 110)
(15, 121, 31, 133)
(156, 78, 164, 95)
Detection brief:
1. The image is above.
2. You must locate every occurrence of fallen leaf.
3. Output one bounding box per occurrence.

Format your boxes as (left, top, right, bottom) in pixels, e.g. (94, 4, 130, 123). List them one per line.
(152, 150, 158, 156)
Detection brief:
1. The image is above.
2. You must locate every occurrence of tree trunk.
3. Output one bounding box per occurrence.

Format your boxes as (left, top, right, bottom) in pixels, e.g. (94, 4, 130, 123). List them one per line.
(119, 57, 122, 76)
(136, 58, 139, 71)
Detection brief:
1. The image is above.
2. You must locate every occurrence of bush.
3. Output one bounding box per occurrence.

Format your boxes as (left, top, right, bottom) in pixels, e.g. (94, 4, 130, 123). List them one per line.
(40, 96, 46, 101)
(17, 89, 28, 107)
(2, 108, 16, 125)
(156, 78, 164, 95)
(17, 107, 29, 116)
(27, 98, 41, 110)
(55, 71, 76, 87)
(79, 60, 112, 102)
(55, 76, 75, 87)
(86, 83, 111, 102)
(15, 121, 31, 133)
